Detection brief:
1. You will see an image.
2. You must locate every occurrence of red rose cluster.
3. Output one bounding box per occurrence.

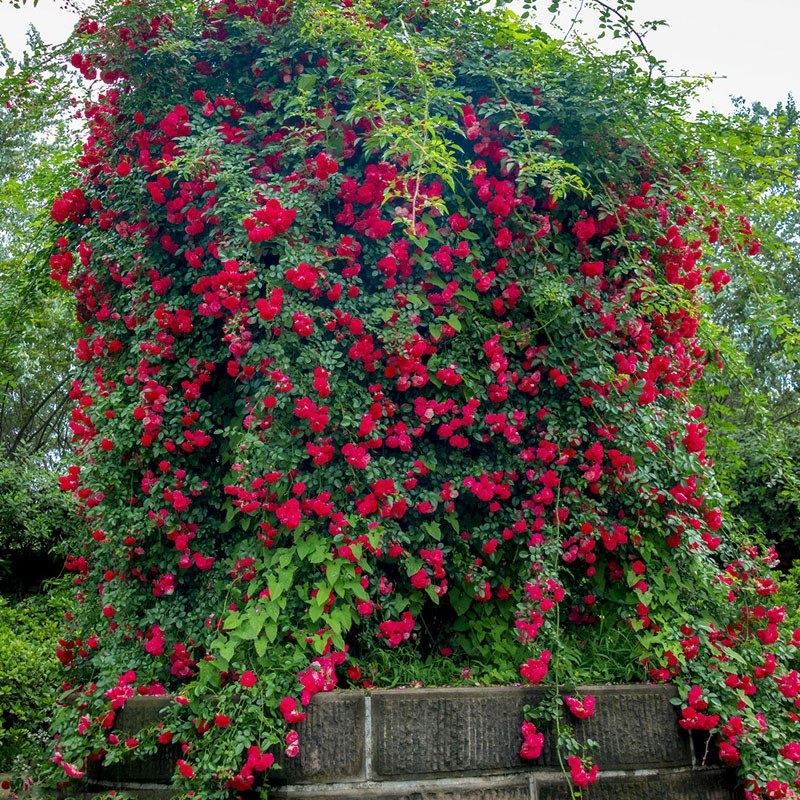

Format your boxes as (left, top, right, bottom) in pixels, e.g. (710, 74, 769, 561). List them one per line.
(46, 0, 790, 796)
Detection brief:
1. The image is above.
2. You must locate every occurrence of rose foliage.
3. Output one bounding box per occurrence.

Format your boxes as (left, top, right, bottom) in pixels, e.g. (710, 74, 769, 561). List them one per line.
(46, 0, 800, 798)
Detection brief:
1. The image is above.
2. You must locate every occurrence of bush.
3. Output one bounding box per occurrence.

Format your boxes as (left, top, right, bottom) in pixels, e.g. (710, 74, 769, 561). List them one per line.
(0, 580, 71, 771)
(0, 456, 82, 595)
(45, 1, 799, 798)
(729, 423, 800, 558)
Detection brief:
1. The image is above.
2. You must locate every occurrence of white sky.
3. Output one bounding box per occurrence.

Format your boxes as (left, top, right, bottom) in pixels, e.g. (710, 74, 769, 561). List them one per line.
(1, 0, 798, 113)
(1, 0, 80, 58)
(535, 0, 799, 113)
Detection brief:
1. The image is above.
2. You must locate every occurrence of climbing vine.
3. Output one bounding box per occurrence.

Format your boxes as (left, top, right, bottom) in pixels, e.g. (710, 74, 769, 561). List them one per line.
(45, 1, 800, 798)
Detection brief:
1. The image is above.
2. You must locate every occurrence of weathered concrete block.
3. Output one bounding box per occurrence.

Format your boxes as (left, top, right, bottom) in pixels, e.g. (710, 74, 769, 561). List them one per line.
(114, 696, 173, 732)
(86, 695, 178, 783)
(370, 685, 693, 780)
(86, 746, 179, 785)
(536, 767, 738, 800)
(88, 692, 365, 786)
(273, 691, 365, 783)
(568, 685, 693, 769)
(371, 686, 543, 779)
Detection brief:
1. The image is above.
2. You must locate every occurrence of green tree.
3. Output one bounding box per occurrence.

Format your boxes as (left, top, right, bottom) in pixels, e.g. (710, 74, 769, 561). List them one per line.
(0, 26, 83, 778)
(0, 31, 79, 460)
(0, 32, 83, 590)
(691, 98, 800, 556)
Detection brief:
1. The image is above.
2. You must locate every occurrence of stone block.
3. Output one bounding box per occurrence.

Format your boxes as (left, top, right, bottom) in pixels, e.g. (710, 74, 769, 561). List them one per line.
(567, 685, 693, 769)
(86, 746, 179, 785)
(87, 692, 365, 787)
(86, 695, 178, 784)
(536, 767, 738, 800)
(272, 691, 365, 783)
(371, 686, 544, 779)
(271, 775, 532, 799)
(370, 685, 692, 780)
(114, 696, 173, 732)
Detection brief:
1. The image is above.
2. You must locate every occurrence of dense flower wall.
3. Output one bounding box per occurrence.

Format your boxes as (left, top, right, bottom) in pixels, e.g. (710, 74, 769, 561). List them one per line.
(46, 1, 800, 797)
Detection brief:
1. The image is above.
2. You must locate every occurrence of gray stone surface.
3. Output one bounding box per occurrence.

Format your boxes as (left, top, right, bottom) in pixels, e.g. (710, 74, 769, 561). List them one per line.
(371, 686, 543, 779)
(536, 768, 737, 800)
(86, 746, 179, 785)
(568, 685, 693, 769)
(86, 696, 178, 784)
(88, 692, 366, 786)
(274, 691, 366, 783)
(271, 776, 532, 799)
(68, 689, 736, 800)
(370, 685, 692, 779)
(114, 696, 173, 733)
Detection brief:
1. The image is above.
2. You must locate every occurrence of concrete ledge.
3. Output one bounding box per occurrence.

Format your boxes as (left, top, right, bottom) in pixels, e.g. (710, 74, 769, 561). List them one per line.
(271, 773, 532, 799)
(86, 746, 180, 785)
(270, 768, 737, 800)
(537, 767, 739, 800)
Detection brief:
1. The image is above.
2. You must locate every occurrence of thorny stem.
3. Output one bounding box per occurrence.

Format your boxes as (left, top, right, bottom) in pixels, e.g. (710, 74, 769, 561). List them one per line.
(551, 483, 583, 800)
(399, 18, 429, 232)
(590, 0, 652, 60)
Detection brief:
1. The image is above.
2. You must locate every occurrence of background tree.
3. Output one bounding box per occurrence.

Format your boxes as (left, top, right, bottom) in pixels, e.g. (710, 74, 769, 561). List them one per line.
(691, 97, 800, 558)
(0, 26, 84, 777)
(0, 31, 79, 456)
(0, 32, 82, 592)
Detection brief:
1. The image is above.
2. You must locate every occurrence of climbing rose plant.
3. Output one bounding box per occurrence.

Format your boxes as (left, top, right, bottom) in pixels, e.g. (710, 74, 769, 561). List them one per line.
(46, 0, 800, 797)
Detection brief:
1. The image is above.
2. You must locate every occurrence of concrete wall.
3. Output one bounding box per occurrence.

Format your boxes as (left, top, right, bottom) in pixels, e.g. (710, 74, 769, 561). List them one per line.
(84, 685, 740, 800)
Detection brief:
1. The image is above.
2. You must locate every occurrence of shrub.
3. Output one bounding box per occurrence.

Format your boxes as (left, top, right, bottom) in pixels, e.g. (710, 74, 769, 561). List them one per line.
(0, 580, 71, 771)
(45, 1, 799, 798)
(0, 456, 82, 595)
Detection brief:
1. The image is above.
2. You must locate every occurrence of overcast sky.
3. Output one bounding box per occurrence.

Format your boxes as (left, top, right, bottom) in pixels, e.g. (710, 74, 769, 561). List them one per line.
(1, 0, 798, 113)
(537, 0, 799, 113)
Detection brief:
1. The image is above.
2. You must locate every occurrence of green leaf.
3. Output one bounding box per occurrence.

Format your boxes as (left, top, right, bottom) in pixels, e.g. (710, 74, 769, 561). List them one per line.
(262, 620, 278, 644)
(223, 612, 242, 631)
(297, 73, 318, 92)
(422, 521, 442, 541)
(449, 589, 471, 617)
